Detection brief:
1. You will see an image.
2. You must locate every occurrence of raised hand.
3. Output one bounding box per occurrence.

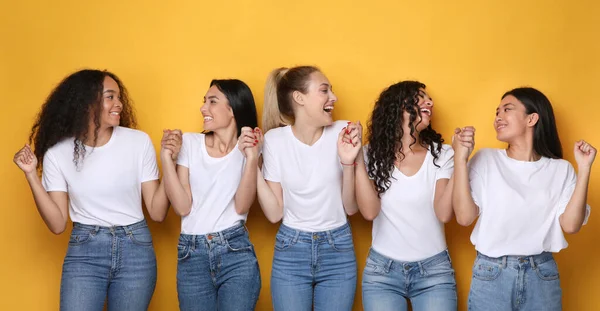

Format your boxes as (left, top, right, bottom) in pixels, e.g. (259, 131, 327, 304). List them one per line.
(338, 121, 362, 165)
(574, 140, 597, 169)
(238, 127, 263, 159)
(452, 126, 476, 162)
(161, 129, 183, 161)
(14, 144, 38, 174)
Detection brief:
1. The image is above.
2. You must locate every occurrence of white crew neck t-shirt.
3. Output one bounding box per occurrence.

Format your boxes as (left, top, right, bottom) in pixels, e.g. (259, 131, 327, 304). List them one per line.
(367, 143, 454, 262)
(468, 148, 591, 257)
(42, 126, 159, 226)
(176, 133, 247, 234)
(262, 120, 349, 232)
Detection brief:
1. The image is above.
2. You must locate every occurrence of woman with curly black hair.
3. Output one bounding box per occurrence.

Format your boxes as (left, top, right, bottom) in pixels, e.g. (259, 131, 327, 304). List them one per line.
(13, 69, 169, 311)
(354, 81, 457, 311)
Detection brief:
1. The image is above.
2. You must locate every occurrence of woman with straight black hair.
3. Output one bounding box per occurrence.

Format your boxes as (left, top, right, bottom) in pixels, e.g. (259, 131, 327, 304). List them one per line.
(158, 79, 262, 311)
(452, 87, 596, 311)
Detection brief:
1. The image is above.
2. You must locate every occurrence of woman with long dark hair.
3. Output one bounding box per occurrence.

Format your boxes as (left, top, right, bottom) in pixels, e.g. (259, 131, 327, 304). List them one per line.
(13, 69, 168, 310)
(453, 87, 596, 310)
(160, 79, 262, 311)
(355, 81, 457, 311)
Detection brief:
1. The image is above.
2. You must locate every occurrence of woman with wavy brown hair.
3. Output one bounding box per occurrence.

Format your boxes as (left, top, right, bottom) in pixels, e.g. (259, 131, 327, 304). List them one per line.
(355, 81, 457, 311)
(13, 69, 168, 311)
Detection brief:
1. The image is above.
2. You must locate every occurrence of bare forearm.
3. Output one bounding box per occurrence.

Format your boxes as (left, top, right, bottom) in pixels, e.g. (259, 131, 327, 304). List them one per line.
(162, 160, 192, 216)
(235, 157, 258, 215)
(560, 167, 591, 234)
(434, 177, 454, 223)
(148, 180, 170, 222)
(452, 162, 478, 226)
(342, 165, 358, 216)
(25, 172, 67, 234)
(355, 161, 381, 221)
(256, 171, 283, 223)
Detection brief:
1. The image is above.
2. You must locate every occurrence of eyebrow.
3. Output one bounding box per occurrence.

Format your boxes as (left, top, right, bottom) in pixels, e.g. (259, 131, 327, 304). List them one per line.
(103, 90, 117, 94)
(204, 95, 219, 100)
(320, 83, 331, 88)
(496, 103, 515, 111)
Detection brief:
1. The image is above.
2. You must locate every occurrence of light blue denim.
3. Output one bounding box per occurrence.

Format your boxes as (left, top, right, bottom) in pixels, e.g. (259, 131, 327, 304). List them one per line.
(468, 252, 562, 311)
(270, 222, 357, 311)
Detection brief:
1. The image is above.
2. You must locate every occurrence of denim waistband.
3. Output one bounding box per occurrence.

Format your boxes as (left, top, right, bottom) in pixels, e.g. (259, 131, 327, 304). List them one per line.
(476, 251, 554, 268)
(368, 247, 451, 271)
(277, 222, 351, 243)
(180, 220, 247, 245)
(72, 219, 148, 235)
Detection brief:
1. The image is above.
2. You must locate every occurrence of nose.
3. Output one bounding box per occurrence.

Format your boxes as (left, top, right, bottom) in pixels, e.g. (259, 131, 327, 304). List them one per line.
(424, 100, 433, 107)
(330, 92, 338, 103)
(200, 103, 208, 114)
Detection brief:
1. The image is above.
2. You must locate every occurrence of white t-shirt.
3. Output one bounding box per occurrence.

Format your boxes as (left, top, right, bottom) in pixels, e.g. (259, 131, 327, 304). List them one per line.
(177, 133, 247, 234)
(469, 148, 591, 257)
(262, 120, 349, 231)
(367, 144, 454, 262)
(42, 126, 159, 226)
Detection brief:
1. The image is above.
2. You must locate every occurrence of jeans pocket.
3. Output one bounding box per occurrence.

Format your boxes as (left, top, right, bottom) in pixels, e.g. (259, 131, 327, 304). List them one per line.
(274, 234, 294, 251)
(128, 227, 153, 247)
(425, 257, 456, 278)
(364, 256, 388, 275)
(226, 234, 254, 252)
(68, 229, 94, 246)
(331, 233, 354, 252)
(472, 258, 502, 281)
(177, 237, 191, 261)
(534, 259, 560, 281)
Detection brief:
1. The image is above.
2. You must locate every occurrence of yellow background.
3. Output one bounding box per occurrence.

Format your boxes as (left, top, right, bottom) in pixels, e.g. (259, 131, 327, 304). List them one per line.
(1, 1, 599, 310)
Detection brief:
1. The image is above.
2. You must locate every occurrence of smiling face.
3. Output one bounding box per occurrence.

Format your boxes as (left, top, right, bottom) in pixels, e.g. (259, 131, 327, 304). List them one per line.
(294, 71, 338, 127)
(402, 88, 434, 132)
(98, 76, 122, 129)
(494, 94, 538, 143)
(200, 85, 235, 132)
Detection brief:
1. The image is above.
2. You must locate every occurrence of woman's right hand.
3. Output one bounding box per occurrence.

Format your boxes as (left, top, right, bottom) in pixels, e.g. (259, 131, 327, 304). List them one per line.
(452, 126, 476, 163)
(14, 144, 37, 174)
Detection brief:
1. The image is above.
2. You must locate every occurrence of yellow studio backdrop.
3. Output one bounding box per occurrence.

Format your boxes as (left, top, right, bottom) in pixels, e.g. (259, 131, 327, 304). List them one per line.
(1, 0, 599, 310)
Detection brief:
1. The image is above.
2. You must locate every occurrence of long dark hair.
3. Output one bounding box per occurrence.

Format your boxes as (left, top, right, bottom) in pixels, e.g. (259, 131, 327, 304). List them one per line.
(502, 87, 562, 159)
(30, 69, 136, 169)
(210, 79, 258, 136)
(366, 81, 443, 197)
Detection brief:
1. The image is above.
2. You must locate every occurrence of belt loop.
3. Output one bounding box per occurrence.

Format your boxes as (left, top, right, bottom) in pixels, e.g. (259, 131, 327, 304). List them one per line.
(529, 256, 537, 269)
(292, 229, 300, 244)
(418, 261, 425, 275)
(385, 259, 393, 274)
(501, 256, 507, 268)
(326, 230, 333, 245)
(191, 235, 197, 251)
(219, 231, 225, 244)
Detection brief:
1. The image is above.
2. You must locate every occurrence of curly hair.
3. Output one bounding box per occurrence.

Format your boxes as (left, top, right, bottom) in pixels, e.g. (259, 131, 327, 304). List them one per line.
(29, 69, 136, 169)
(366, 81, 443, 197)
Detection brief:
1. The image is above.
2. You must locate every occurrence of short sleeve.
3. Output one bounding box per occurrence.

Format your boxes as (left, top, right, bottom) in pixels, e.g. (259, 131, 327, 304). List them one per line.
(42, 151, 68, 192)
(262, 133, 280, 183)
(468, 150, 486, 215)
(435, 145, 454, 181)
(557, 163, 591, 225)
(141, 135, 159, 182)
(176, 133, 192, 168)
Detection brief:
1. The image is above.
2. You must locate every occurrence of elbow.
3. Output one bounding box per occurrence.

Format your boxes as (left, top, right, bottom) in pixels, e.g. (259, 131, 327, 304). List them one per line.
(266, 212, 283, 224)
(50, 224, 66, 235)
(175, 206, 192, 217)
(150, 212, 167, 223)
(456, 214, 475, 227)
(235, 205, 250, 215)
(562, 223, 582, 235)
(438, 213, 453, 224)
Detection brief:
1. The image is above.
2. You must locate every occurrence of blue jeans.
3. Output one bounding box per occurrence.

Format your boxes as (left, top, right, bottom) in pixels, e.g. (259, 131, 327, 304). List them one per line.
(177, 221, 261, 311)
(270, 222, 357, 311)
(468, 252, 562, 311)
(60, 219, 157, 311)
(362, 248, 457, 311)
